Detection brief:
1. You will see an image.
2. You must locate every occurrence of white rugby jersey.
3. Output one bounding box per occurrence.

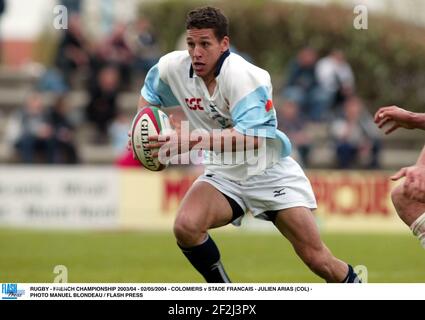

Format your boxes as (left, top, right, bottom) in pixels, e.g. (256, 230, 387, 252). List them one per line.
(141, 50, 292, 180)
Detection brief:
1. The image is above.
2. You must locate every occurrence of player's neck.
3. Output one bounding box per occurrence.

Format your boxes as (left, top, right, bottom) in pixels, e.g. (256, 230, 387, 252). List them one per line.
(202, 75, 217, 96)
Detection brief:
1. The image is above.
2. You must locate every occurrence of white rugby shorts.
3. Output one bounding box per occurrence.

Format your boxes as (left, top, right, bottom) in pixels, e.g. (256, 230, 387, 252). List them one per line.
(196, 156, 317, 226)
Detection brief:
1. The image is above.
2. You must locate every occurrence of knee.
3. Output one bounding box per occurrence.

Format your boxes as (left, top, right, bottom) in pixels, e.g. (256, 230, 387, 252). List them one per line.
(173, 214, 206, 246)
(391, 185, 425, 226)
(391, 185, 404, 210)
(391, 185, 409, 220)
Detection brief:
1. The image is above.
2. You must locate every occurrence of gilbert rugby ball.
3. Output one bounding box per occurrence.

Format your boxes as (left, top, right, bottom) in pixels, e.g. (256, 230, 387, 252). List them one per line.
(131, 106, 171, 171)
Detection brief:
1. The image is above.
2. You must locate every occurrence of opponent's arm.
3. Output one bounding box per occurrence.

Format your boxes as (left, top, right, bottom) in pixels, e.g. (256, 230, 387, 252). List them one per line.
(374, 106, 425, 134)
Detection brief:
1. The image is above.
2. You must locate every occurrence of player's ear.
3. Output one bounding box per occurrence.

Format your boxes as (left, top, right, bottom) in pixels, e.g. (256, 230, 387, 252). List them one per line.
(220, 36, 229, 52)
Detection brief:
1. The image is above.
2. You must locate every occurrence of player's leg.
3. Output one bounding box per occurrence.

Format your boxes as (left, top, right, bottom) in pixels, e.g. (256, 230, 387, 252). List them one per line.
(272, 207, 360, 282)
(174, 181, 235, 246)
(391, 184, 425, 249)
(173, 181, 238, 282)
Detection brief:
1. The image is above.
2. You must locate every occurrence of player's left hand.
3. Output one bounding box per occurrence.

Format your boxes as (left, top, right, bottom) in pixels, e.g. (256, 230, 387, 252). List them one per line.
(391, 165, 425, 203)
(149, 114, 188, 158)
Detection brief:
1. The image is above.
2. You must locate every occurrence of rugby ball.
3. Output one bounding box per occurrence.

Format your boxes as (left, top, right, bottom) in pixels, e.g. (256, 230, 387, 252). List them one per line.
(131, 106, 171, 171)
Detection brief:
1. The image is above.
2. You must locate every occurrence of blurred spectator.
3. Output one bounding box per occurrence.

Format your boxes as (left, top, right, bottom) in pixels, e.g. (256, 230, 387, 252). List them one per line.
(0, 1, 5, 18)
(109, 110, 130, 156)
(61, 0, 81, 14)
(55, 14, 92, 86)
(6, 93, 52, 163)
(37, 68, 69, 94)
(316, 49, 355, 114)
(45, 95, 79, 164)
(330, 96, 381, 169)
(100, 0, 114, 35)
(175, 31, 189, 51)
(127, 17, 161, 76)
(277, 99, 312, 167)
(111, 111, 142, 168)
(282, 47, 329, 122)
(0, 0, 5, 63)
(95, 23, 133, 89)
(85, 65, 120, 143)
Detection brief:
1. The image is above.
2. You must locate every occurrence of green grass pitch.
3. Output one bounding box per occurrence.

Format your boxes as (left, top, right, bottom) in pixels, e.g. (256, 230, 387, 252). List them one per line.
(0, 228, 424, 283)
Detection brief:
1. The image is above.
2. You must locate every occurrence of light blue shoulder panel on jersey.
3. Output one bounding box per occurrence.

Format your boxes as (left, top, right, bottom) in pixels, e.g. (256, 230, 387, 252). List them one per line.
(231, 85, 292, 157)
(141, 64, 180, 107)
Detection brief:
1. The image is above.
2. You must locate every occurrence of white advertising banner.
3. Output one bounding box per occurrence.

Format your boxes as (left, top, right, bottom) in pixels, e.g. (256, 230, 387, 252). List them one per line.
(0, 166, 407, 232)
(0, 166, 119, 229)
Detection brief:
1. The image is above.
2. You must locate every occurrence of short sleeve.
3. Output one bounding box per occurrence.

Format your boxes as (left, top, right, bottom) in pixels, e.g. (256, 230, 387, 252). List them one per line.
(223, 55, 292, 157)
(231, 86, 277, 138)
(141, 57, 180, 107)
(223, 62, 277, 138)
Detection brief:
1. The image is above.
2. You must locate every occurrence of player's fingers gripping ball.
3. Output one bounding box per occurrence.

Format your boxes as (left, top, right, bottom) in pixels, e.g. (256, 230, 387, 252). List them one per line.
(130, 106, 172, 171)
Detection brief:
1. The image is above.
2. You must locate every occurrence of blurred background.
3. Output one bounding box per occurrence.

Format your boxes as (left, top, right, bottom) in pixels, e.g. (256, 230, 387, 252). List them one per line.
(0, 0, 424, 283)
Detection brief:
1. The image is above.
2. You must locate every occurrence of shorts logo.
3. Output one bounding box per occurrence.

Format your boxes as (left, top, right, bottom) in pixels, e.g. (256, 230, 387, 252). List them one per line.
(273, 188, 286, 197)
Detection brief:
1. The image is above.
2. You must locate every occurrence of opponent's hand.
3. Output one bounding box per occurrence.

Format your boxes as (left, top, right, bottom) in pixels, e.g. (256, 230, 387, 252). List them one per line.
(374, 105, 416, 134)
(391, 165, 425, 203)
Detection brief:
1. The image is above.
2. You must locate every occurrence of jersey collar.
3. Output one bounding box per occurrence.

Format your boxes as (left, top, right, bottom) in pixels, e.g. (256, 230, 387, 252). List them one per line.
(189, 49, 230, 78)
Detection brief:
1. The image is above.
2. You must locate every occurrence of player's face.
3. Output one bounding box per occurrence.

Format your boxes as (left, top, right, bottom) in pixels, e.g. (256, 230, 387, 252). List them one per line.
(186, 28, 229, 82)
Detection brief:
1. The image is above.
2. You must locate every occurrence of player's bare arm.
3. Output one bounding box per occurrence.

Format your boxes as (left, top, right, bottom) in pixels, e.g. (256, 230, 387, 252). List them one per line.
(137, 96, 158, 110)
(149, 126, 263, 158)
(374, 105, 425, 134)
(131, 96, 262, 157)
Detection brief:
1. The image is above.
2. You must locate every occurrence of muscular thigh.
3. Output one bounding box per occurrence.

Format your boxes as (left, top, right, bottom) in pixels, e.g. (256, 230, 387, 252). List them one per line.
(273, 206, 323, 252)
(176, 181, 234, 230)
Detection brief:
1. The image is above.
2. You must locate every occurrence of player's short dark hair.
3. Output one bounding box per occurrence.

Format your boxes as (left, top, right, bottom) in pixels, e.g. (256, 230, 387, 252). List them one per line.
(186, 6, 229, 40)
